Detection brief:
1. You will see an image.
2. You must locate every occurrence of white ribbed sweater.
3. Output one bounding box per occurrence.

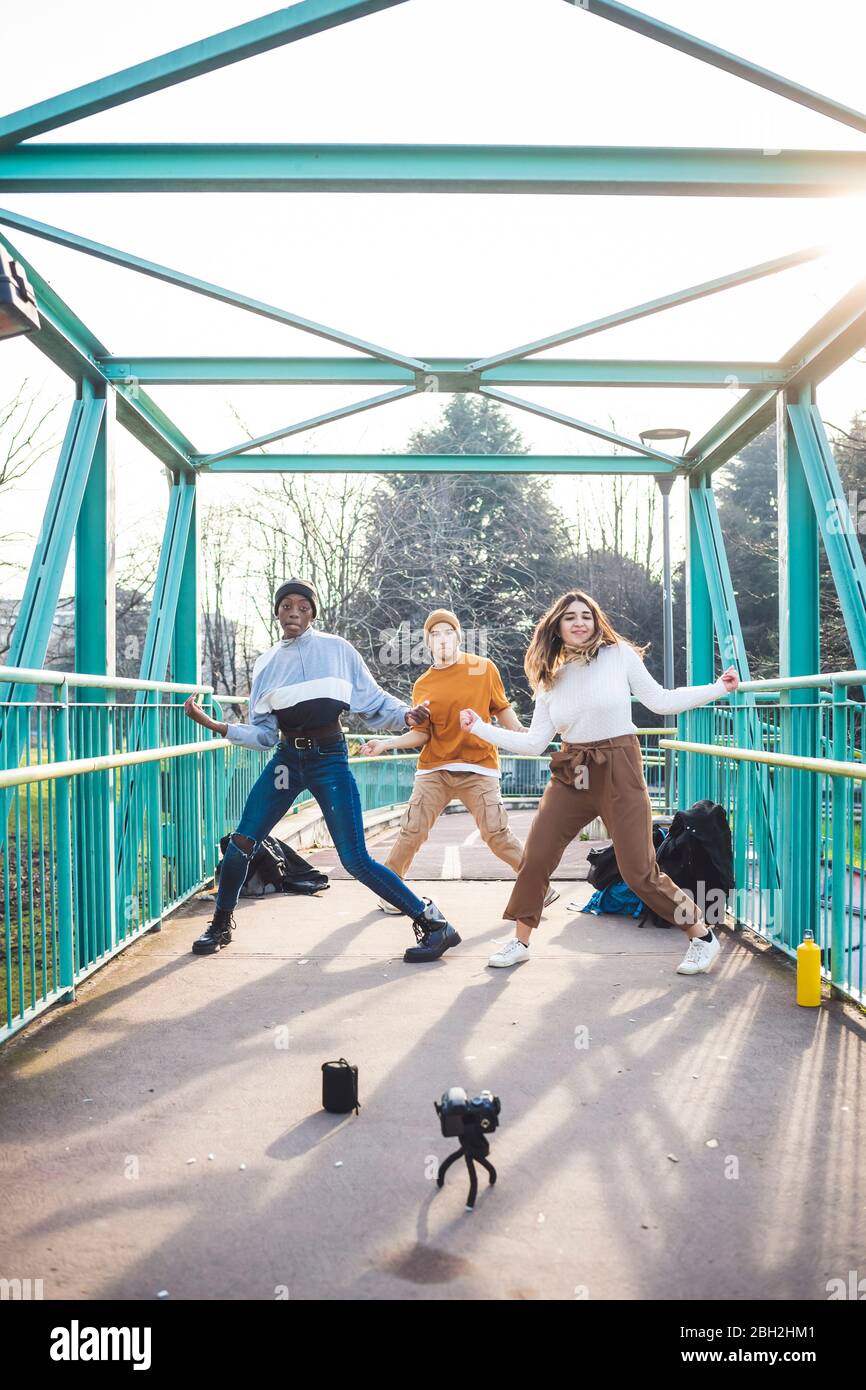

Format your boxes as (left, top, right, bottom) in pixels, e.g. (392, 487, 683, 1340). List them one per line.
(469, 640, 727, 754)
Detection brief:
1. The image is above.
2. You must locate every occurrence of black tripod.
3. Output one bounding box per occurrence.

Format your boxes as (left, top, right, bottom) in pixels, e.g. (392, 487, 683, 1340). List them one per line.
(437, 1129, 497, 1210)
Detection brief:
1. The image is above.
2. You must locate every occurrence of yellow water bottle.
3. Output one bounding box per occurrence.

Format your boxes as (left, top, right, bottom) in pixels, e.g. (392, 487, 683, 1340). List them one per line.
(796, 928, 821, 1007)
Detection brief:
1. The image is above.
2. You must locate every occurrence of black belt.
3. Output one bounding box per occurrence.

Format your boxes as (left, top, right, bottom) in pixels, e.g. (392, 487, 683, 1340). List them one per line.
(279, 721, 344, 749)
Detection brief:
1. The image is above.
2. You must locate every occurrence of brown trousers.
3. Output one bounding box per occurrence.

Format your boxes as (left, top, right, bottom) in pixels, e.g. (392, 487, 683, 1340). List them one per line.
(504, 733, 706, 933)
(385, 769, 524, 879)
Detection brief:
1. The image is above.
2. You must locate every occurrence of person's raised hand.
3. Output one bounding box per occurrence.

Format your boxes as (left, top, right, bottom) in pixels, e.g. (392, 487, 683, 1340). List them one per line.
(720, 666, 740, 693)
(405, 699, 431, 727)
(183, 694, 208, 726)
(460, 707, 481, 730)
(358, 739, 389, 757)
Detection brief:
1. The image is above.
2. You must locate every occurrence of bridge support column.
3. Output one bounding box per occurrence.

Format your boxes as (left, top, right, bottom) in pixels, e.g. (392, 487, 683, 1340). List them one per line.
(684, 478, 716, 809)
(777, 385, 821, 957)
(72, 380, 117, 966)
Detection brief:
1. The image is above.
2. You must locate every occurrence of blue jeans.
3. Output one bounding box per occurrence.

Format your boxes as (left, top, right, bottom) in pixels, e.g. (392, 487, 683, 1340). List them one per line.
(216, 735, 427, 918)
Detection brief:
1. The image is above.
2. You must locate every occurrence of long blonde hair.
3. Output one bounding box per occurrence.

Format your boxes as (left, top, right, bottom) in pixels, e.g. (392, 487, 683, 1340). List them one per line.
(524, 590, 650, 693)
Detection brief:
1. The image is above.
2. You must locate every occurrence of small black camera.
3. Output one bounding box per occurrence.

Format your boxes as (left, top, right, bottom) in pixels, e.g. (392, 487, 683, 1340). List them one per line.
(435, 1086, 501, 1138)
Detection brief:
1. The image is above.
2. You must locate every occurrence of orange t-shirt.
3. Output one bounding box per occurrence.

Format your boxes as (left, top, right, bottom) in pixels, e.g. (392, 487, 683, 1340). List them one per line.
(412, 653, 512, 773)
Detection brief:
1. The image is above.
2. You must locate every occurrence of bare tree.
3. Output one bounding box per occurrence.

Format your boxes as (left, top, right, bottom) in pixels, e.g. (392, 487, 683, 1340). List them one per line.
(0, 381, 62, 583)
(218, 404, 380, 658)
(200, 502, 262, 695)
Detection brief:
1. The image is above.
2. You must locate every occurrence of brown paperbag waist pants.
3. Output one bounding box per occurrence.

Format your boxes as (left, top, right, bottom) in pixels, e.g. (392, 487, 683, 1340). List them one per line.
(504, 733, 705, 933)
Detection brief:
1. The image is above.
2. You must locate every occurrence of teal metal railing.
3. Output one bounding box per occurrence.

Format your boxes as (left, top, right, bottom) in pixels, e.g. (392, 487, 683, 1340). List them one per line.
(667, 670, 866, 1007)
(0, 662, 687, 1042)
(0, 668, 268, 1043)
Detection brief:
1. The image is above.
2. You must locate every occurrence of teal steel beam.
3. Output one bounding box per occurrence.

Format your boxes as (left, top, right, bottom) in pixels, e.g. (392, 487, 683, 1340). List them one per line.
(170, 483, 203, 890)
(97, 356, 789, 389)
(0, 1, 412, 147)
(787, 398, 866, 670)
(685, 388, 779, 480)
(469, 246, 822, 371)
(1, 146, 864, 195)
(782, 275, 866, 395)
(687, 476, 780, 918)
(0, 209, 427, 371)
(199, 452, 673, 474)
(171, 482, 200, 688)
(0, 229, 197, 471)
(75, 381, 116, 685)
(568, 0, 866, 135)
(776, 388, 821, 953)
(478, 386, 683, 464)
(0, 393, 105, 699)
(73, 381, 117, 956)
(138, 477, 198, 686)
(688, 479, 752, 679)
(685, 481, 715, 687)
(683, 478, 716, 810)
(197, 386, 417, 465)
(687, 273, 866, 477)
(114, 476, 200, 918)
(0, 392, 106, 824)
(116, 387, 198, 475)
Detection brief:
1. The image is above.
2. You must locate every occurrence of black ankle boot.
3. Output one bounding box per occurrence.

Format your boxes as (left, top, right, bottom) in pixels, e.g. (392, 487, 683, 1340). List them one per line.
(192, 908, 235, 955)
(403, 898, 462, 963)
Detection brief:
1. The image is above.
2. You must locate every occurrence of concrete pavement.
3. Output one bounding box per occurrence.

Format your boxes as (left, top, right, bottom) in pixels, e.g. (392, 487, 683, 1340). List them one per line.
(0, 814, 864, 1301)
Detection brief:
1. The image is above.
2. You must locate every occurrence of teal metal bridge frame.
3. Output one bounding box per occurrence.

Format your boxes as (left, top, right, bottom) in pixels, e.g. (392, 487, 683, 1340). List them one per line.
(3, 0, 866, 1005)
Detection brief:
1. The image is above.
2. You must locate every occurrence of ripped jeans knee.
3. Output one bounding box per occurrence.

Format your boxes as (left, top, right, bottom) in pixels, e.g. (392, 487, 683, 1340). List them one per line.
(230, 831, 256, 858)
(216, 831, 258, 910)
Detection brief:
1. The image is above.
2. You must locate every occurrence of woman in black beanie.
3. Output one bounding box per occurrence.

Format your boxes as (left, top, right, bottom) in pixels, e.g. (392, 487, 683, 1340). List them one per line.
(184, 579, 463, 964)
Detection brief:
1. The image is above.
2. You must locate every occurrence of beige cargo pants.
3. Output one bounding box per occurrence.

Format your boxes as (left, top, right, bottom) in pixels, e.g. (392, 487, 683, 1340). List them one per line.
(385, 769, 523, 878)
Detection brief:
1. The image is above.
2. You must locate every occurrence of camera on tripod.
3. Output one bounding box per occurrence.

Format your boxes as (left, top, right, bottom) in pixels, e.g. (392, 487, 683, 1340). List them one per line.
(435, 1086, 501, 1138)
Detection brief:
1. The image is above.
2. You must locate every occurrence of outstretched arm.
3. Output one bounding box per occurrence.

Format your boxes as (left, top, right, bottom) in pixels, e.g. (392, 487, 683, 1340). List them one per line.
(461, 692, 557, 756)
(358, 727, 430, 756)
(348, 646, 418, 732)
(183, 678, 280, 751)
(494, 705, 525, 732)
(622, 643, 734, 715)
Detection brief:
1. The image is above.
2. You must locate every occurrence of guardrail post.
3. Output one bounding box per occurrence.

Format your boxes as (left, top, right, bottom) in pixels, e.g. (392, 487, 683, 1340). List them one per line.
(202, 695, 217, 881)
(830, 682, 849, 994)
(53, 682, 75, 1000)
(731, 689, 748, 924)
(212, 699, 227, 854)
(145, 689, 164, 930)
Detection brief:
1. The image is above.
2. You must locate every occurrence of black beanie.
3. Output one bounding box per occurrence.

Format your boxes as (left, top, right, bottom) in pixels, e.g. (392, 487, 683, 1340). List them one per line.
(274, 578, 318, 618)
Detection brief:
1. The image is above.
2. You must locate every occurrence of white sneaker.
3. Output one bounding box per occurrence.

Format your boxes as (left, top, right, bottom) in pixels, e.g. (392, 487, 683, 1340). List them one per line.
(488, 937, 531, 969)
(377, 896, 402, 915)
(543, 886, 560, 908)
(676, 930, 721, 975)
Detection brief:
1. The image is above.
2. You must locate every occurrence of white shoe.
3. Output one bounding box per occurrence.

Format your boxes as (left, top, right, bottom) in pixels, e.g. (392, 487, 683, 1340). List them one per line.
(488, 937, 531, 969)
(543, 886, 560, 908)
(377, 896, 402, 915)
(676, 930, 721, 975)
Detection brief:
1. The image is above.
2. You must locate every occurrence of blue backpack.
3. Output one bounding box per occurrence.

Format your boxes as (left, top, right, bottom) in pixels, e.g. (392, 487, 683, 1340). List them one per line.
(581, 880, 646, 919)
(580, 824, 671, 921)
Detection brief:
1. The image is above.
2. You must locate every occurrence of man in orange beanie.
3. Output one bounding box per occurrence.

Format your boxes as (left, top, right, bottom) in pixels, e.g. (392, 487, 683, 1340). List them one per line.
(359, 609, 559, 912)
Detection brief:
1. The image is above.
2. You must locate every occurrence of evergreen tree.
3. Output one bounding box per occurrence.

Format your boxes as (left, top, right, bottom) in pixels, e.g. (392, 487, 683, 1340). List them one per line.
(350, 396, 577, 716)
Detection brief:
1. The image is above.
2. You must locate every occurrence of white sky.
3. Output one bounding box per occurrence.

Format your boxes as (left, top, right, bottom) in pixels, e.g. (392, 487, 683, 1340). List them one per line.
(2, 0, 866, 628)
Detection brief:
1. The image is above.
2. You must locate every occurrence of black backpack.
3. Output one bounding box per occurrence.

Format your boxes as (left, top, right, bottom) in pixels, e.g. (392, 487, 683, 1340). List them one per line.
(638, 800, 734, 929)
(216, 833, 330, 898)
(587, 819, 672, 892)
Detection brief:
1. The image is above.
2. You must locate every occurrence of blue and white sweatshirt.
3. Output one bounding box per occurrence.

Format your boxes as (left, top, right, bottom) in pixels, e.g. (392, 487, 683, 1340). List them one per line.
(224, 627, 411, 750)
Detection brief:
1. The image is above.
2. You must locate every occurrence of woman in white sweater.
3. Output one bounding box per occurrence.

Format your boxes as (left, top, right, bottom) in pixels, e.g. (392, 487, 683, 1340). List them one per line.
(460, 590, 739, 974)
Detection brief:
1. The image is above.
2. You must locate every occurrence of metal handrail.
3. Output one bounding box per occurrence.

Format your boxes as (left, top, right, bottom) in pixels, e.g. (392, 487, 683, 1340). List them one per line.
(0, 736, 230, 789)
(660, 737, 866, 780)
(0, 664, 211, 694)
(735, 670, 866, 693)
